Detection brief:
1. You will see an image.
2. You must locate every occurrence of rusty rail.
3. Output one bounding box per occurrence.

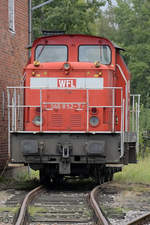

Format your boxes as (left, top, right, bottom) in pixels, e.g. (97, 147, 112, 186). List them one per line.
(89, 185, 111, 225)
(126, 212, 150, 225)
(16, 183, 113, 225)
(90, 185, 150, 225)
(15, 185, 44, 225)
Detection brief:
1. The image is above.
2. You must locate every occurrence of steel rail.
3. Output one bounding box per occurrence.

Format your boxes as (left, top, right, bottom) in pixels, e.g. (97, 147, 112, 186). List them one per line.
(15, 184, 94, 225)
(90, 185, 111, 225)
(15, 185, 44, 225)
(126, 212, 150, 225)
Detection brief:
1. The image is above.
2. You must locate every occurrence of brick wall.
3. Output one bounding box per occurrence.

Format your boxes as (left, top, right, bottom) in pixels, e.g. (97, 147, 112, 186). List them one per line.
(0, 0, 28, 170)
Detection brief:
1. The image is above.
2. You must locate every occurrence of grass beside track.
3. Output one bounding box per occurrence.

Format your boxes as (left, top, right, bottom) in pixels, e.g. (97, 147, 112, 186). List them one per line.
(0, 168, 39, 190)
(114, 155, 150, 184)
(1, 157, 150, 187)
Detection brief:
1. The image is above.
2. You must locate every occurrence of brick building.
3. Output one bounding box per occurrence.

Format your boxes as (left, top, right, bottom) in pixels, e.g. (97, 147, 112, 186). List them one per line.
(0, 0, 29, 170)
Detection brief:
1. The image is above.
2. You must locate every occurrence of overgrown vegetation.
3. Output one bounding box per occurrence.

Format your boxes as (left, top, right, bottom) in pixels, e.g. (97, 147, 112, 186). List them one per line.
(29, 206, 48, 217)
(0, 168, 39, 190)
(138, 107, 150, 158)
(101, 206, 125, 219)
(114, 155, 150, 184)
(0, 206, 19, 214)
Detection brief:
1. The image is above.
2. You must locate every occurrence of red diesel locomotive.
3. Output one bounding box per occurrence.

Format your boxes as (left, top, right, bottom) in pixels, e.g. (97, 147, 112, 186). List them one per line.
(8, 34, 138, 183)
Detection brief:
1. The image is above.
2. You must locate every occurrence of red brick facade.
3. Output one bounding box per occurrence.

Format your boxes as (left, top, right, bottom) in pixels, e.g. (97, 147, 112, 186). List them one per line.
(0, 0, 28, 170)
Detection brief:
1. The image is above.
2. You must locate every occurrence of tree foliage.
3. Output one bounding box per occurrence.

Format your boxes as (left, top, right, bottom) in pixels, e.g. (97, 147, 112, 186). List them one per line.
(32, 0, 107, 39)
(98, 0, 150, 106)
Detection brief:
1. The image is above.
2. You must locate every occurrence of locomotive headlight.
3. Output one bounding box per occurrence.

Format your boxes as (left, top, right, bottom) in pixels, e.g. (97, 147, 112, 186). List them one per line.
(32, 116, 43, 126)
(89, 116, 99, 127)
(64, 63, 70, 70)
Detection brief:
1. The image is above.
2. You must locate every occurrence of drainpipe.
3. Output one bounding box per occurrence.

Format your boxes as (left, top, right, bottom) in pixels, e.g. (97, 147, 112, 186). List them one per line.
(28, 0, 32, 47)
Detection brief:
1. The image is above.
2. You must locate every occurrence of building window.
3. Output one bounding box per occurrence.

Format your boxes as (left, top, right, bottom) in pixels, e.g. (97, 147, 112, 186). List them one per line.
(8, 0, 15, 32)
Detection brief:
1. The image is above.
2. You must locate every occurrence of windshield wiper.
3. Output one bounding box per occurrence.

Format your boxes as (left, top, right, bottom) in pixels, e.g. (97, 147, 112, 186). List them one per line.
(37, 45, 46, 60)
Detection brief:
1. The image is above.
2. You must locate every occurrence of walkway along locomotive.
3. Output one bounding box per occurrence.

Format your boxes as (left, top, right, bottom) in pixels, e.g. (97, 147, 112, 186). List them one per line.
(7, 34, 140, 183)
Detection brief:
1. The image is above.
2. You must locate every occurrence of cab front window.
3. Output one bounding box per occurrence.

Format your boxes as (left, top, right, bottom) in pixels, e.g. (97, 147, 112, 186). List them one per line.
(79, 45, 111, 65)
(35, 45, 67, 62)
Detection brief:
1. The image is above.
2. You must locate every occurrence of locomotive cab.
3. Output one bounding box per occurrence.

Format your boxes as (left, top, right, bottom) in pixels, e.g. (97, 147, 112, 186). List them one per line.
(8, 34, 139, 183)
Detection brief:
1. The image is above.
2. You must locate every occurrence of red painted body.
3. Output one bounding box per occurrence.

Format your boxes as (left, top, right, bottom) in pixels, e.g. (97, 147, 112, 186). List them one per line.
(24, 34, 130, 133)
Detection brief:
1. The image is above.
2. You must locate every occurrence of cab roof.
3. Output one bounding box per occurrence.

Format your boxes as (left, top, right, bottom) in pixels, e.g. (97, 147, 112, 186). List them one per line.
(28, 34, 124, 51)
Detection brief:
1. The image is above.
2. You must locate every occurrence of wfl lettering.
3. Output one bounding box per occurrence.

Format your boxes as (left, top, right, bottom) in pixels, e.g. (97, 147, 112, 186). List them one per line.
(57, 79, 76, 88)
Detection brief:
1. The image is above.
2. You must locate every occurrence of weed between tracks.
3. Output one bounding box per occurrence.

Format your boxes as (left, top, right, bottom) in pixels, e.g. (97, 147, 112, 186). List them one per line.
(101, 206, 126, 219)
(0, 206, 19, 214)
(28, 206, 48, 217)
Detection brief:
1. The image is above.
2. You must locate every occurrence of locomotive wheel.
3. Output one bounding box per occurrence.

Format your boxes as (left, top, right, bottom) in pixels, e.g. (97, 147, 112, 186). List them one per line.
(95, 167, 104, 184)
(39, 169, 45, 184)
(109, 173, 113, 181)
(40, 168, 50, 184)
(52, 175, 64, 185)
(108, 168, 114, 181)
(104, 168, 113, 182)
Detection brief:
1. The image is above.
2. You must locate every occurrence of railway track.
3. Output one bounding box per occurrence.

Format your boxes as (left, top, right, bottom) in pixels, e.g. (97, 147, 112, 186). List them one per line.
(15, 185, 44, 225)
(0, 189, 28, 224)
(14, 182, 150, 225)
(14, 183, 111, 225)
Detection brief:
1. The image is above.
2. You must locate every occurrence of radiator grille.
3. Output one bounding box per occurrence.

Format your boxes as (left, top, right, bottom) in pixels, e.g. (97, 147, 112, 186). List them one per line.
(51, 113, 82, 128)
(51, 114, 63, 127)
(71, 114, 81, 127)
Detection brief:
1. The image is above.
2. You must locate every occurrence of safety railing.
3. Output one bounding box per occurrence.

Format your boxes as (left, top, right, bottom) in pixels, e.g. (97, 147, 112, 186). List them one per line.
(130, 94, 140, 152)
(7, 86, 125, 157)
(7, 86, 124, 132)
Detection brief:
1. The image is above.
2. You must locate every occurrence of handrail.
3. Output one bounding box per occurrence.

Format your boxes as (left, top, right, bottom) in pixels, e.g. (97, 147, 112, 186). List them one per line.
(120, 99, 125, 158)
(7, 86, 123, 133)
(116, 64, 128, 132)
(130, 94, 140, 153)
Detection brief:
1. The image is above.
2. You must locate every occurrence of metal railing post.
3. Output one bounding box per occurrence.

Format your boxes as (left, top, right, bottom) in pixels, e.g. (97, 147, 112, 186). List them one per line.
(7, 89, 11, 158)
(116, 64, 128, 131)
(40, 88, 42, 132)
(12, 93, 15, 131)
(86, 89, 89, 132)
(132, 95, 135, 131)
(112, 88, 115, 132)
(14, 88, 17, 131)
(120, 98, 125, 158)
